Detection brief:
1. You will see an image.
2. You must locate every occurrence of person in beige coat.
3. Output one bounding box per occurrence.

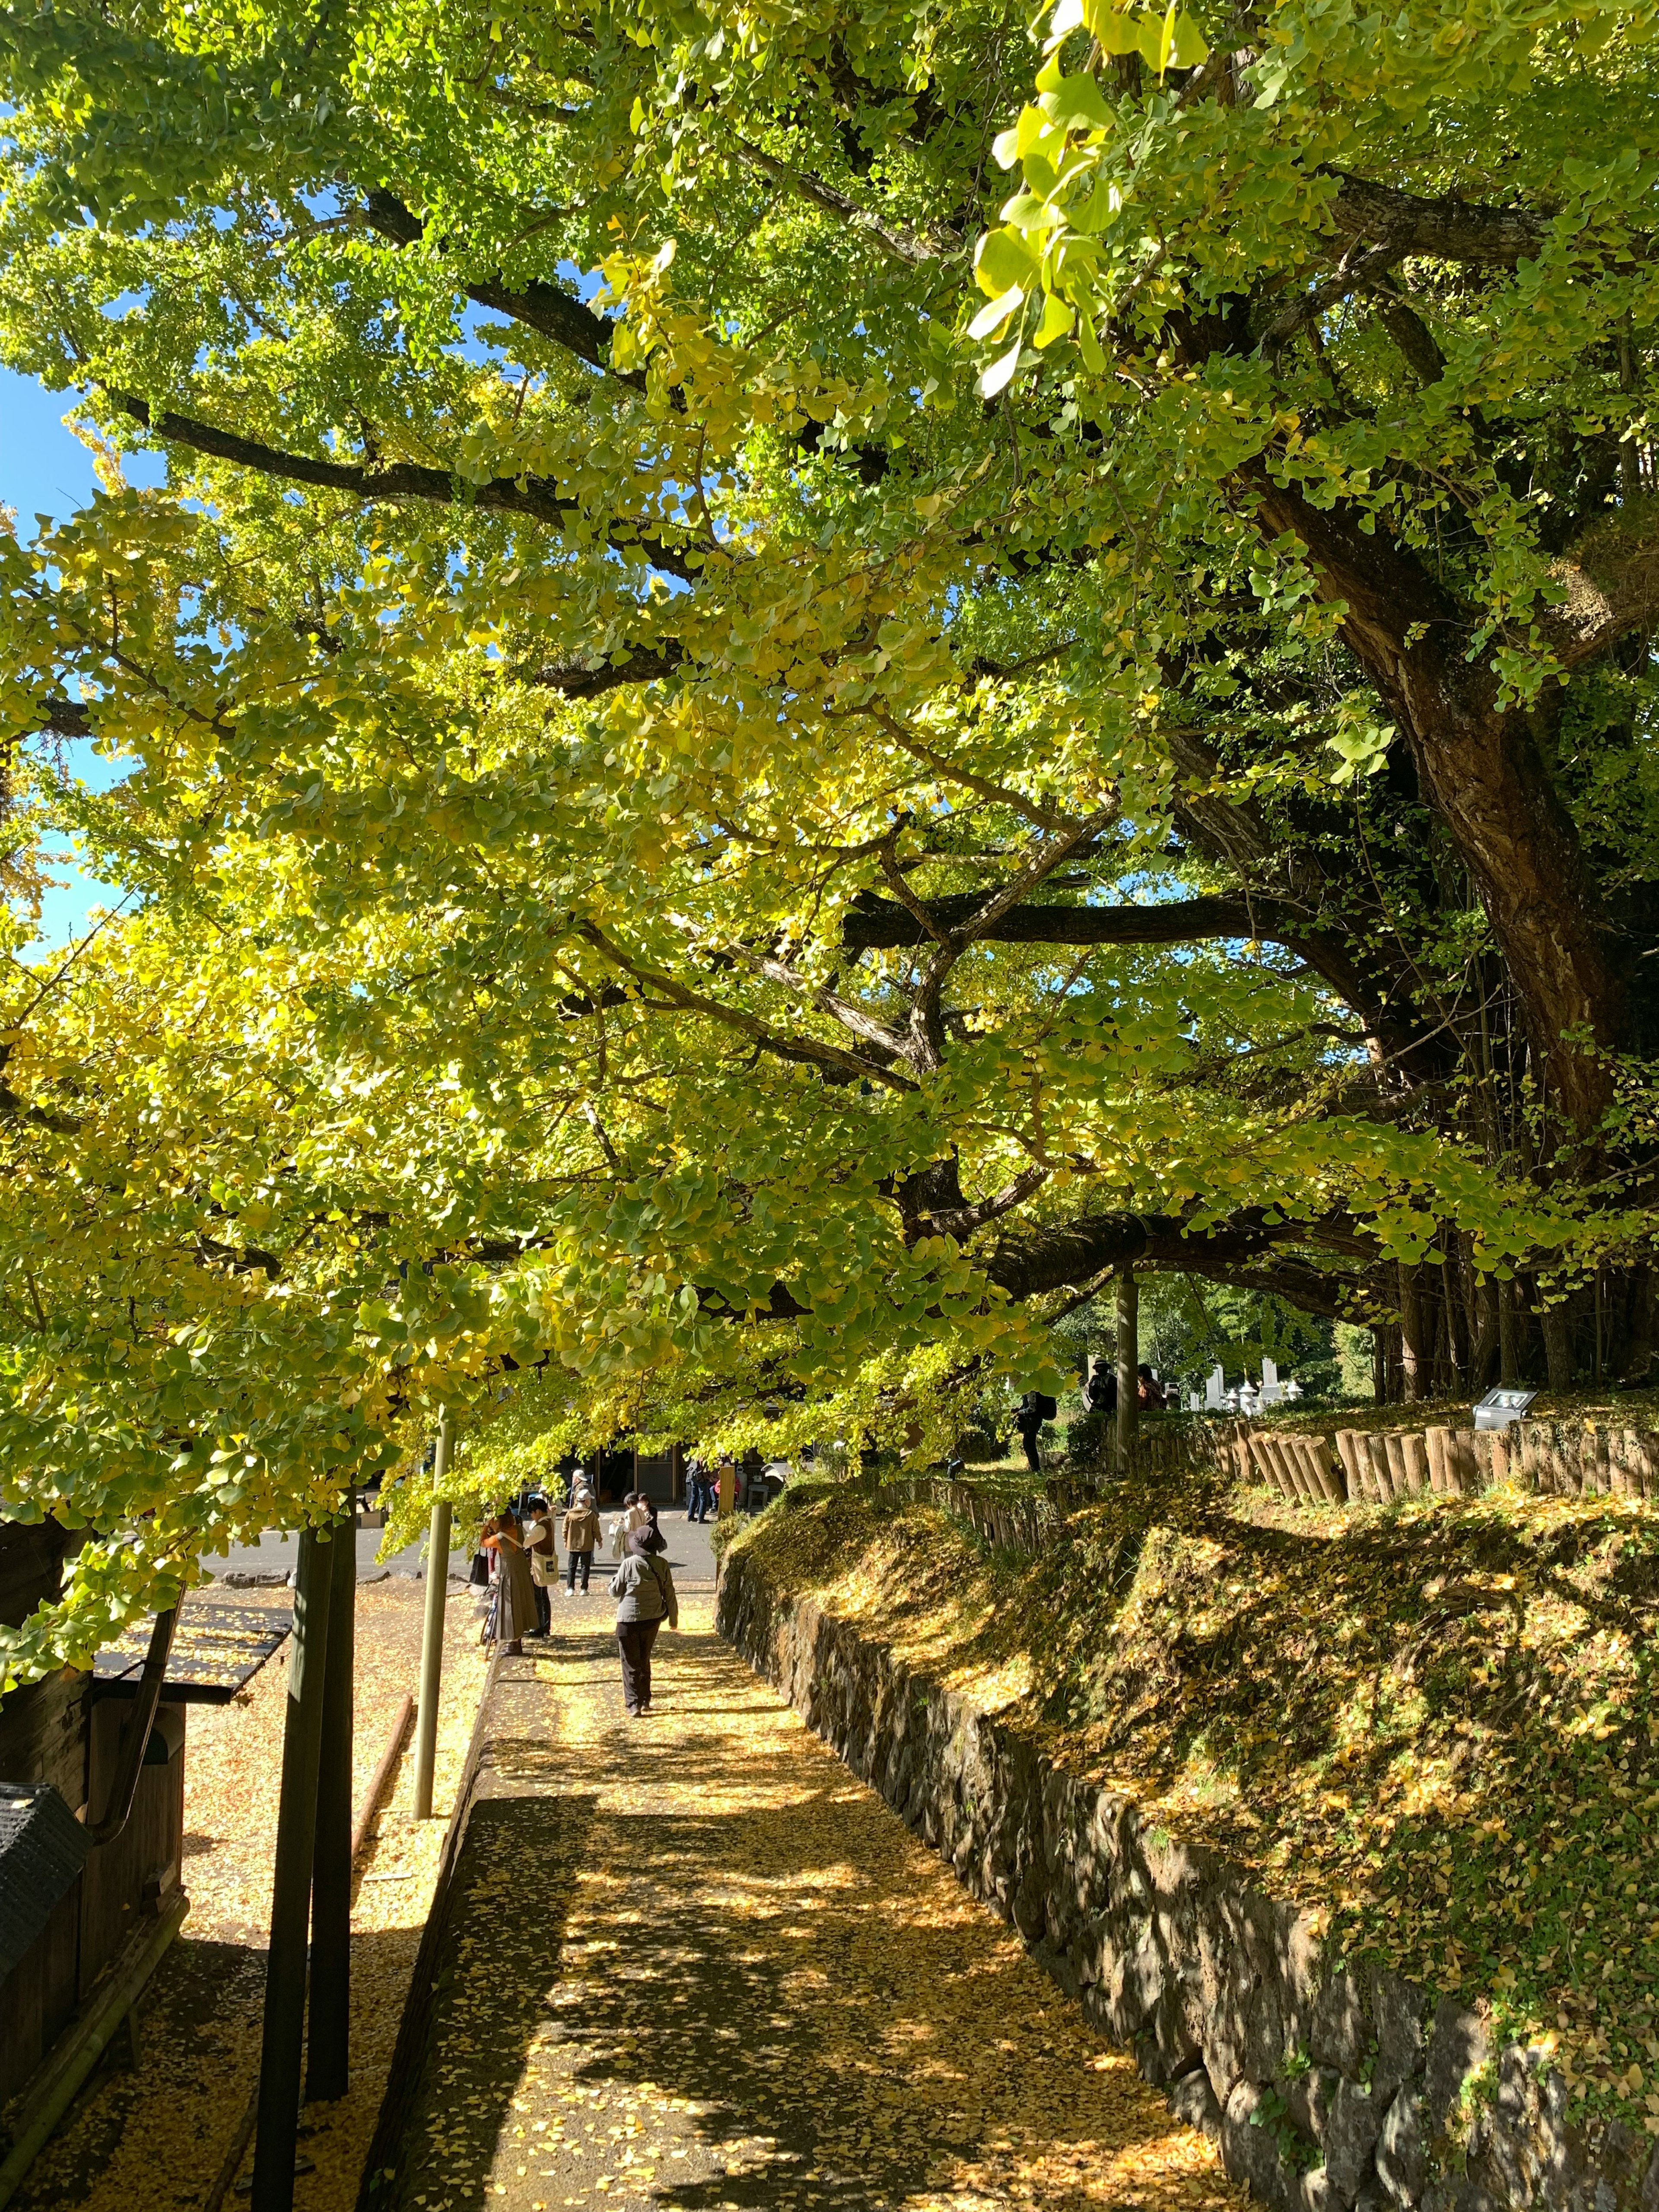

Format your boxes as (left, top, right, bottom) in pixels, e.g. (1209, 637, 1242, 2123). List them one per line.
(561, 1483, 601, 1595)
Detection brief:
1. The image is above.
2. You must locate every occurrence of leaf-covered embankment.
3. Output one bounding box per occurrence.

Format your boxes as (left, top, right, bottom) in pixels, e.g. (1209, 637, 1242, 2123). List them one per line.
(727, 1477, 1659, 2142)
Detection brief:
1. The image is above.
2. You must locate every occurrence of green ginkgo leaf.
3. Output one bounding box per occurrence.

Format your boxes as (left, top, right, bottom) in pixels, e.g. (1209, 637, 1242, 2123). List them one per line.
(969, 282, 1027, 339)
(974, 225, 1042, 297)
(1033, 290, 1074, 348)
(979, 333, 1026, 395)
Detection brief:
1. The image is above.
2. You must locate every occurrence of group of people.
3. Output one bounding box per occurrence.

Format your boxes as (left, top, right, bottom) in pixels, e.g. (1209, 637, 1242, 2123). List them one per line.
(1080, 1363, 1168, 1417)
(1014, 1363, 1169, 1471)
(475, 1475, 680, 1718)
(683, 1454, 718, 1521)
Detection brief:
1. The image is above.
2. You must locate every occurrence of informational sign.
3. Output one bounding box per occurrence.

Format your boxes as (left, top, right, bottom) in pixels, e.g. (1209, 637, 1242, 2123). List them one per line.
(1473, 1387, 1539, 1432)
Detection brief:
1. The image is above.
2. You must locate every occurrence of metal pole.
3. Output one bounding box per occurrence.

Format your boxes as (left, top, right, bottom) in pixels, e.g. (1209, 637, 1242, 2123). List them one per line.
(305, 1511, 356, 2102)
(1115, 1263, 1139, 1478)
(252, 1527, 335, 2212)
(411, 1409, 454, 1822)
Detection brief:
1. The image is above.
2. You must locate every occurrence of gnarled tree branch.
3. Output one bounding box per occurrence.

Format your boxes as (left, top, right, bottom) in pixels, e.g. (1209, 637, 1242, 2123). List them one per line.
(734, 141, 962, 267)
(526, 645, 685, 697)
(574, 918, 917, 1091)
(842, 888, 1290, 951)
(361, 188, 645, 388)
(1324, 170, 1557, 267)
(1543, 499, 1659, 669)
(108, 394, 703, 584)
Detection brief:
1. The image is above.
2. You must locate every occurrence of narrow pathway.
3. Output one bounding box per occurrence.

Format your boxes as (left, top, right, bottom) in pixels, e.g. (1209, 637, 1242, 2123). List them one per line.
(387, 1541, 1243, 2212)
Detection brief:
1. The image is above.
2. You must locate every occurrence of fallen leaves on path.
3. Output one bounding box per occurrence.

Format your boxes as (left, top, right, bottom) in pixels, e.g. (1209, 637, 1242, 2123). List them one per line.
(386, 1591, 1241, 2212)
(731, 1478, 1659, 2142)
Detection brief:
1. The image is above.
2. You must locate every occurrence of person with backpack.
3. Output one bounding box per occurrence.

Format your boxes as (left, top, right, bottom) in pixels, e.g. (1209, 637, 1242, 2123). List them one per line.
(1015, 1389, 1058, 1473)
(610, 1529, 679, 1717)
(1083, 1357, 1117, 1417)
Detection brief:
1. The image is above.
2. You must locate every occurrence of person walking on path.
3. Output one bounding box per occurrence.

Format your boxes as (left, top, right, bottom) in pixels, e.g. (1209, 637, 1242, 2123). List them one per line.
(684, 1455, 712, 1522)
(1014, 1390, 1056, 1473)
(609, 1490, 664, 1560)
(482, 1508, 537, 1656)
(610, 1529, 678, 1717)
(561, 1483, 601, 1595)
(638, 1495, 667, 1553)
(523, 1494, 557, 1634)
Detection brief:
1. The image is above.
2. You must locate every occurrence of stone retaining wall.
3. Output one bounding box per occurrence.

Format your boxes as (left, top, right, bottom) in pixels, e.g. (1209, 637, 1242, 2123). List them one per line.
(717, 1546, 1659, 2212)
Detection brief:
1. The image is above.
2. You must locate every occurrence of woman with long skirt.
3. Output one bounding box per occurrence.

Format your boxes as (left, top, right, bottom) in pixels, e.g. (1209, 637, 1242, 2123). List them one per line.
(483, 1508, 537, 1657)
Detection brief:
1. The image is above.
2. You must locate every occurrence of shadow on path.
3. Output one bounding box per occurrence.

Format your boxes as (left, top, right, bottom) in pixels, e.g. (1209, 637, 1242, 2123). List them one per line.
(373, 1603, 1242, 2212)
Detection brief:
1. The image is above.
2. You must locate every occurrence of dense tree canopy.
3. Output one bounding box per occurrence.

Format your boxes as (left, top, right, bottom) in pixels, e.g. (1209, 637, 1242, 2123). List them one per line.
(1, 0, 1656, 1661)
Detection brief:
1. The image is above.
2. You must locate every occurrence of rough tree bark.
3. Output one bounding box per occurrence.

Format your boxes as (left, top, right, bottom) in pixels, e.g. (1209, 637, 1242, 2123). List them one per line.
(1237, 463, 1623, 1141)
(1115, 1265, 1139, 1477)
(1398, 1262, 1427, 1403)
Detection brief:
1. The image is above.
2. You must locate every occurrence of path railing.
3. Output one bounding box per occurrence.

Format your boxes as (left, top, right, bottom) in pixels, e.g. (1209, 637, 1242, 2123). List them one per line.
(871, 1407, 1659, 1559)
(1213, 1413, 1659, 1505)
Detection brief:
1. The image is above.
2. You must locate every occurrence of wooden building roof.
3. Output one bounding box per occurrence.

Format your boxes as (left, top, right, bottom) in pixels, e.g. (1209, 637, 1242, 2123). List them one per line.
(0, 1782, 88, 1982)
(93, 1603, 292, 1705)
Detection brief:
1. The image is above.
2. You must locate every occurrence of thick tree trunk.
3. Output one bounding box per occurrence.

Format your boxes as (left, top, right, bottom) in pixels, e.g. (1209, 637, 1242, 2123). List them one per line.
(1499, 1282, 1521, 1384)
(1373, 1323, 1403, 1402)
(1438, 1245, 1464, 1396)
(1115, 1265, 1139, 1476)
(1616, 1268, 1657, 1383)
(1540, 1298, 1574, 1391)
(1398, 1262, 1427, 1403)
(1470, 1274, 1500, 1394)
(1240, 467, 1621, 1138)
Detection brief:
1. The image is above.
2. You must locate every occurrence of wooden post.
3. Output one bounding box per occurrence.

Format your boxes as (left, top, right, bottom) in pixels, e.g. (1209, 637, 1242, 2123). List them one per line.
(305, 1513, 355, 2102)
(412, 1408, 454, 1823)
(1115, 1264, 1139, 1477)
(252, 1526, 335, 2212)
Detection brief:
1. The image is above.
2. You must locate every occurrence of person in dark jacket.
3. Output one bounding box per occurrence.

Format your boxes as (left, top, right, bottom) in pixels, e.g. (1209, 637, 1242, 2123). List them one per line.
(1014, 1391, 1057, 1473)
(1084, 1361, 1118, 1417)
(610, 1529, 679, 1717)
(685, 1455, 712, 1522)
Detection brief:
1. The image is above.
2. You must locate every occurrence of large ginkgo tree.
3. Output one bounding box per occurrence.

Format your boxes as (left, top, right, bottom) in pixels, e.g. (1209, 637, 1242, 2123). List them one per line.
(1, 0, 1656, 1655)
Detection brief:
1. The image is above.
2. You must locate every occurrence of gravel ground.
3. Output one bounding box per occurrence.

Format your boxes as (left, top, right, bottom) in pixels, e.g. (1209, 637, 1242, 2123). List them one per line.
(383, 1580, 1242, 2212)
(13, 1576, 490, 2212)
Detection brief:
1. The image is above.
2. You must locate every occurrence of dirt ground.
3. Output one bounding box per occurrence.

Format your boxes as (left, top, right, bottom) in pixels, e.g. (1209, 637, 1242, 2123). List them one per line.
(13, 1574, 490, 2212)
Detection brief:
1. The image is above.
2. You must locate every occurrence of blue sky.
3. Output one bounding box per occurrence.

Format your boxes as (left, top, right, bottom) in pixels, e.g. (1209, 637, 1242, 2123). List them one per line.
(5, 293, 584, 948)
(1, 366, 166, 947)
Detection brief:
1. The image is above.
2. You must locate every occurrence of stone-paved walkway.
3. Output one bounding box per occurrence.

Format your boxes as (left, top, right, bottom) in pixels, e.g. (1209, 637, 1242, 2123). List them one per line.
(386, 1560, 1243, 2212)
